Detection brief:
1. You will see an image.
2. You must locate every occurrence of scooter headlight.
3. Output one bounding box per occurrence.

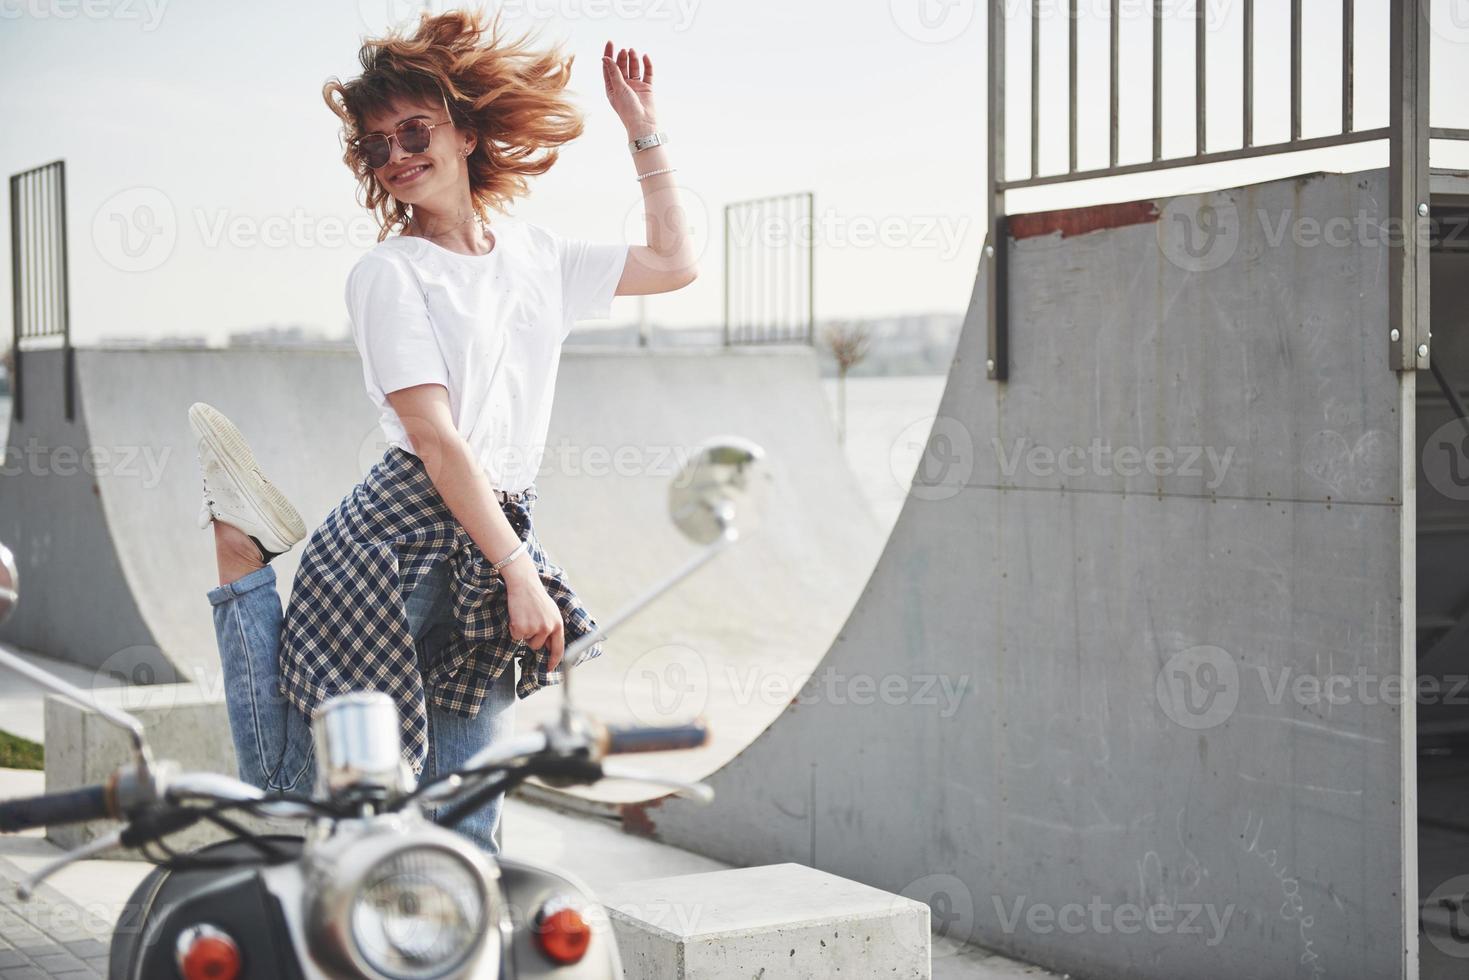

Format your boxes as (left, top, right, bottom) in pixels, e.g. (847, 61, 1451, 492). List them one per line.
(349, 847, 485, 979)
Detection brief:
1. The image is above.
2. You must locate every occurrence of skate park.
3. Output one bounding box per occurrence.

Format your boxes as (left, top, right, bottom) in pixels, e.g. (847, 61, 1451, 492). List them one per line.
(7, 2, 1469, 979)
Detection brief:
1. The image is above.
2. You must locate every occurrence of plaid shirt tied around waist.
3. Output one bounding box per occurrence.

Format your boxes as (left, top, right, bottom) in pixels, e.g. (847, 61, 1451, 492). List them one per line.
(278, 445, 604, 775)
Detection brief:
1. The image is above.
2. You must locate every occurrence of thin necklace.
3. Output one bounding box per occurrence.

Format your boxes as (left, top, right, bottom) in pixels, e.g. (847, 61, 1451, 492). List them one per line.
(408, 211, 493, 253)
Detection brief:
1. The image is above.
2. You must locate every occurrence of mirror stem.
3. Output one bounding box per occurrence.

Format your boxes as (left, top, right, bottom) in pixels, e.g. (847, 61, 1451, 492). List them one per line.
(0, 646, 152, 766)
(557, 525, 739, 727)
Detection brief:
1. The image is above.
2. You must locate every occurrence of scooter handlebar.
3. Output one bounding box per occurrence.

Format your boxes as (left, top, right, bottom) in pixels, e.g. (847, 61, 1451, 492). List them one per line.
(0, 784, 112, 833)
(602, 720, 709, 755)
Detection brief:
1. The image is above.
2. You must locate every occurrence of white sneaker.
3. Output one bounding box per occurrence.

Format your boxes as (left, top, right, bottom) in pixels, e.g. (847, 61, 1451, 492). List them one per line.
(188, 402, 306, 559)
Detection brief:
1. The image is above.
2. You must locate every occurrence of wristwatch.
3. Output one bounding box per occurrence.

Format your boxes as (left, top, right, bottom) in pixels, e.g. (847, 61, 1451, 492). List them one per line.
(629, 131, 669, 153)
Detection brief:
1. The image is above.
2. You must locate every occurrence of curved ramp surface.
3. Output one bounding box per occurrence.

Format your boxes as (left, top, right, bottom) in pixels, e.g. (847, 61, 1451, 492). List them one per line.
(641, 171, 1410, 980)
(0, 346, 883, 782)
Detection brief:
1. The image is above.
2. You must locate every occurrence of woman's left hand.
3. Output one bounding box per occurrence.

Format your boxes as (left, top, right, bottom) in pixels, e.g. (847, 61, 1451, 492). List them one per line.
(603, 41, 659, 135)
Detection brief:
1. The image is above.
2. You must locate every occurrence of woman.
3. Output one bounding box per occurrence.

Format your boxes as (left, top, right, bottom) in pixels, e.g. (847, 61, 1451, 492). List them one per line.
(192, 8, 696, 854)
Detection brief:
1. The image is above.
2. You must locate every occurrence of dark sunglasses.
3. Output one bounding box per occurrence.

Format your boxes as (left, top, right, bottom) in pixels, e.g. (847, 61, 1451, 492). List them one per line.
(351, 116, 454, 170)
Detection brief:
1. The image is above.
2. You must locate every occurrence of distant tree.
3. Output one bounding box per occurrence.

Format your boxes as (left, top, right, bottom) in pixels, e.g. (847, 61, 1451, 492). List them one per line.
(822, 321, 870, 445)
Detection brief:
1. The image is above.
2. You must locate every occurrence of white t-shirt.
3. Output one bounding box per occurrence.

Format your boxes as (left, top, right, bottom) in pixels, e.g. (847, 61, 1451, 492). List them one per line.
(345, 219, 629, 492)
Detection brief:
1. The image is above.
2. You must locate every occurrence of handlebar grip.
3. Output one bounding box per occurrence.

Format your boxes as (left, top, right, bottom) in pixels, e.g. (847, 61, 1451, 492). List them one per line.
(0, 784, 111, 833)
(603, 720, 709, 755)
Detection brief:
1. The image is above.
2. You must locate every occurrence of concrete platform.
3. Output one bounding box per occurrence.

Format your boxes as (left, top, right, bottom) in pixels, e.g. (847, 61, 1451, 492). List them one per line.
(603, 862, 931, 978)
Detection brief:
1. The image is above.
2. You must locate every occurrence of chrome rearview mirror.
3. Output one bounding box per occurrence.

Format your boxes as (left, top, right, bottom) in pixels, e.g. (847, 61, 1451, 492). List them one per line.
(554, 437, 767, 721)
(668, 436, 767, 545)
(0, 541, 17, 625)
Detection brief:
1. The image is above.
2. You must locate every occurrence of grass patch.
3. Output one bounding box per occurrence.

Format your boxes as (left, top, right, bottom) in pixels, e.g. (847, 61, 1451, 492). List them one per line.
(0, 729, 43, 770)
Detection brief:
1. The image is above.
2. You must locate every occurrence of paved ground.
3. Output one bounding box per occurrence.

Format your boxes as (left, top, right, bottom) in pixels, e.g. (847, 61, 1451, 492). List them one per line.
(0, 765, 1063, 978)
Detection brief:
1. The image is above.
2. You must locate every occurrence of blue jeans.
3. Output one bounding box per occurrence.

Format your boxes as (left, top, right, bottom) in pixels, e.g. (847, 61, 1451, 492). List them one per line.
(206, 559, 516, 854)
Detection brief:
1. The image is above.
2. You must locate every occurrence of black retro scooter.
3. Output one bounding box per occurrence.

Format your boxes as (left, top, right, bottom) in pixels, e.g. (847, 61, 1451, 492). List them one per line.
(0, 437, 766, 980)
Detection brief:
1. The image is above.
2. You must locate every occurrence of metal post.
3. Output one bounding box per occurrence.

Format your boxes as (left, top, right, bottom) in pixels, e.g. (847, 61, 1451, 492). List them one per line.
(1069, 0, 1078, 174)
(722, 203, 730, 347)
(1152, 0, 1163, 161)
(1388, 0, 1430, 373)
(1342, 0, 1354, 134)
(1291, 0, 1302, 142)
(8, 173, 19, 424)
(57, 161, 72, 421)
(1243, 0, 1254, 147)
(806, 191, 815, 346)
(987, 0, 1008, 381)
(1031, 0, 1040, 178)
(1110, 0, 1119, 168)
(1196, 0, 1206, 155)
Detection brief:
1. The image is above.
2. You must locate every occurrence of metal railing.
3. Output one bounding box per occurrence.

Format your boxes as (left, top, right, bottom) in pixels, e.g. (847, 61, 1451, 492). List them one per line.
(985, 0, 1451, 380)
(9, 159, 73, 422)
(723, 192, 815, 346)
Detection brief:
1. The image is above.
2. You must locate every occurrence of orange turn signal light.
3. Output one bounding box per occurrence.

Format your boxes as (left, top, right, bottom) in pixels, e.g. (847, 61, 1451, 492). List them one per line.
(175, 924, 241, 980)
(536, 904, 592, 964)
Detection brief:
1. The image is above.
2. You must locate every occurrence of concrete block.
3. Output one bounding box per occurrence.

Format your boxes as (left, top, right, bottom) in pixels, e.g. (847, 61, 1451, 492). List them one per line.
(600, 863, 930, 978)
(43, 688, 303, 854)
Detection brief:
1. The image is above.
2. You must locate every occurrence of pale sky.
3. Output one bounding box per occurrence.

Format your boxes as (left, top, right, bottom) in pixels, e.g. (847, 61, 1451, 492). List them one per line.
(3, 0, 1469, 346)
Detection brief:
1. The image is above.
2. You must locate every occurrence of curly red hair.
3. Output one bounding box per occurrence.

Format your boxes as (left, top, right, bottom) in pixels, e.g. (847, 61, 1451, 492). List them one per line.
(322, 7, 586, 240)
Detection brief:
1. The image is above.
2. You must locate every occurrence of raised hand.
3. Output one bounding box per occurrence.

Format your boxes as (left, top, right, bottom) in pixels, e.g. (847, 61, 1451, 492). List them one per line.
(603, 41, 659, 134)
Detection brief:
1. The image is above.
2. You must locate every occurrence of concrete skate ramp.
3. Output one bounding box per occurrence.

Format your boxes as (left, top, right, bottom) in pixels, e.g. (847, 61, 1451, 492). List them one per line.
(0, 346, 883, 780)
(643, 171, 1411, 979)
(0, 346, 380, 685)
